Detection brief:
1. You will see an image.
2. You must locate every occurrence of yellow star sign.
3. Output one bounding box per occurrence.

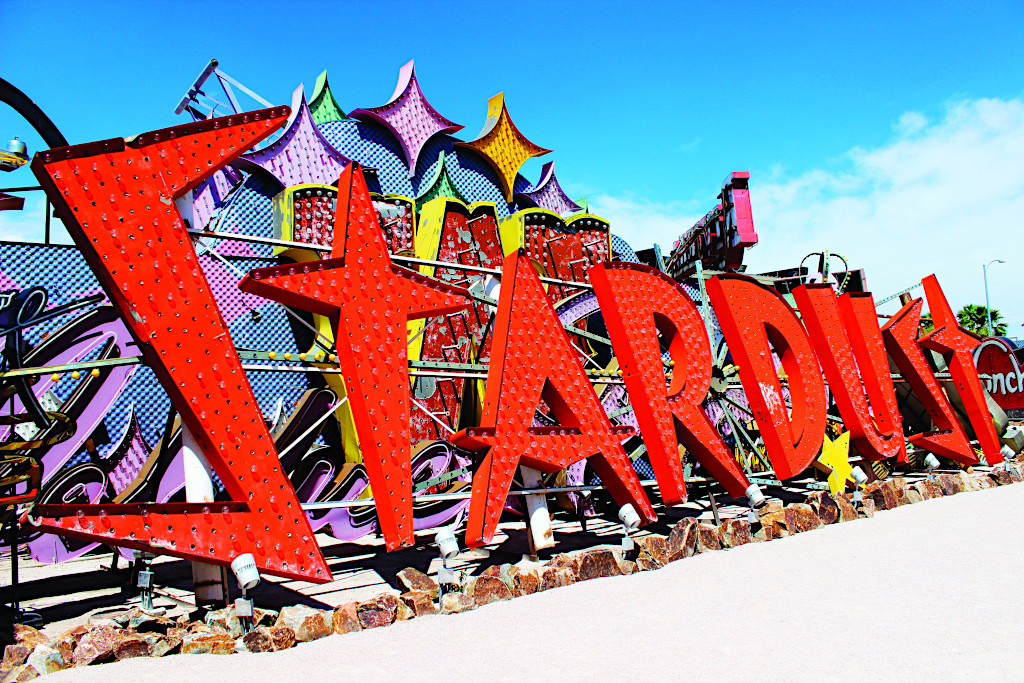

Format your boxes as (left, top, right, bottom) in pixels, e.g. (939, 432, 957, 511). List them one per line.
(818, 431, 853, 494)
(457, 92, 551, 202)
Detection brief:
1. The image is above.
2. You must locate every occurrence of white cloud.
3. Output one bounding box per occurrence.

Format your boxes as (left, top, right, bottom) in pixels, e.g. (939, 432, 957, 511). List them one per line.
(0, 194, 71, 244)
(747, 96, 1024, 336)
(588, 192, 701, 254)
(595, 95, 1024, 338)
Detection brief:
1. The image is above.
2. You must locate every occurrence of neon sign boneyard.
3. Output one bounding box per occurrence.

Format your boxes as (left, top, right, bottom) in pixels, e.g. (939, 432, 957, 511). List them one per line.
(26, 108, 1001, 582)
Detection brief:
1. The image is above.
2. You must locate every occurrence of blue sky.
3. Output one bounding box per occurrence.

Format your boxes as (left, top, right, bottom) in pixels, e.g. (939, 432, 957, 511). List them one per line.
(2, 0, 1023, 330)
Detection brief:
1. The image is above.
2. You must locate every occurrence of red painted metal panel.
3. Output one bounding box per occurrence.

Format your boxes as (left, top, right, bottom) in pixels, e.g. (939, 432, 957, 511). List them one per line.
(920, 275, 1002, 463)
(590, 262, 750, 502)
(793, 285, 905, 461)
(452, 249, 655, 547)
(705, 274, 827, 480)
(881, 297, 977, 464)
(240, 162, 472, 550)
(410, 205, 502, 441)
(29, 108, 333, 582)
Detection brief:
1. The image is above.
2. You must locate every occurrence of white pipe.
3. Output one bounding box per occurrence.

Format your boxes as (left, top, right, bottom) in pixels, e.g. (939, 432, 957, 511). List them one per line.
(182, 425, 225, 605)
(520, 466, 555, 552)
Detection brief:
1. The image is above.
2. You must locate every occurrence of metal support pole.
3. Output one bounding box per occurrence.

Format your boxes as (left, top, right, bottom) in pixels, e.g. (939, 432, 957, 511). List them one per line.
(708, 488, 721, 526)
(182, 425, 226, 606)
(983, 259, 1004, 336)
(8, 524, 19, 613)
(520, 466, 555, 553)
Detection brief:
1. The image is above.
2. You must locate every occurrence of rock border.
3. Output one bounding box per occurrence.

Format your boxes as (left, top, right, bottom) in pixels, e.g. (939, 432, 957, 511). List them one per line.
(3, 461, 1021, 680)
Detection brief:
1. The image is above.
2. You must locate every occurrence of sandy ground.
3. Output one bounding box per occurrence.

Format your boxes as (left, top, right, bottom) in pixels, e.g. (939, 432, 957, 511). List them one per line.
(47, 483, 1024, 682)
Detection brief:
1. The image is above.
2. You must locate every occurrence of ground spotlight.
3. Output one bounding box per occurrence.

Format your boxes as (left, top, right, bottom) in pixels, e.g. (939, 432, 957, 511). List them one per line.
(434, 528, 460, 597)
(850, 466, 868, 502)
(618, 504, 640, 554)
(231, 553, 260, 634)
(745, 483, 765, 523)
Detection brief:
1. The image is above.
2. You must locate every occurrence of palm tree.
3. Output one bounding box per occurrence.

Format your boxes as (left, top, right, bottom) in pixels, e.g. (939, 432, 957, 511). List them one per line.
(955, 304, 1007, 337)
(920, 312, 933, 334)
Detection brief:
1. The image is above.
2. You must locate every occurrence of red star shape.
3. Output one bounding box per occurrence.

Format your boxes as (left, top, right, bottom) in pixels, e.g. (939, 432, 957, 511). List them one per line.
(240, 162, 471, 549)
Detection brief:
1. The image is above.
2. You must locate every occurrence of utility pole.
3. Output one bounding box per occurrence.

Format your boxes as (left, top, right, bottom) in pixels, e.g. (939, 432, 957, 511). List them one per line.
(983, 259, 1005, 336)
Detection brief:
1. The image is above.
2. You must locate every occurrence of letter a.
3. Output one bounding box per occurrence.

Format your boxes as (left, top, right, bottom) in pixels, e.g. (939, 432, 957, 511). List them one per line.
(452, 250, 656, 547)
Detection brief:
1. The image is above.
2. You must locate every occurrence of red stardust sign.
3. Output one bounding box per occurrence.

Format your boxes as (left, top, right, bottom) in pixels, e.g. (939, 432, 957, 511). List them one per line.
(27, 109, 1001, 582)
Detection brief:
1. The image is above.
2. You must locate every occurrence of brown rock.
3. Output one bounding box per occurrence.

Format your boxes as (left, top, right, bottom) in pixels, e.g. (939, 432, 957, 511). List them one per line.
(356, 594, 400, 630)
(548, 553, 582, 576)
(1, 647, 29, 671)
(500, 564, 521, 588)
(785, 503, 823, 533)
(806, 491, 840, 525)
(954, 471, 979, 492)
(268, 626, 295, 651)
(832, 491, 859, 522)
(859, 498, 876, 518)
(512, 566, 540, 596)
(113, 635, 150, 660)
(864, 481, 897, 510)
(992, 466, 1014, 486)
(664, 518, 698, 561)
(635, 535, 668, 566)
(24, 644, 66, 674)
(205, 606, 277, 638)
(465, 575, 513, 606)
(396, 567, 439, 599)
(11, 627, 48, 652)
(911, 480, 937, 500)
(576, 548, 624, 581)
(538, 566, 575, 591)
(1, 645, 30, 671)
(695, 524, 723, 552)
(140, 633, 176, 658)
(395, 601, 415, 621)
(54, 624, 88, 646)
(162, 627, 186, 655)
(758, 500, 784, 518)
(117, 607, 174, 634)
(617, 558, 639, 575)
(889, 479, 913, 506)
(72, 625, 123, 666)
(907, 488, 924, 504)
(758, 511, 789, 539)
(718, 519, 752, 547)
(180, 632, 235, 655)
(473, 564, 518, 594)
(242, 627, 274, 653)
(1006, 462, 1024, 483)
(439, 592, 476, 614)
(936, 473, 960, 496)
(242, 626, 295, 653)
(400, 590, 437, 617)
(636, 553, 663, 570)
(332, 603, 363, 634)
(1, 664, 39, 682)
(275, 604, 334, 642)
(972, 472, 997, 489)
